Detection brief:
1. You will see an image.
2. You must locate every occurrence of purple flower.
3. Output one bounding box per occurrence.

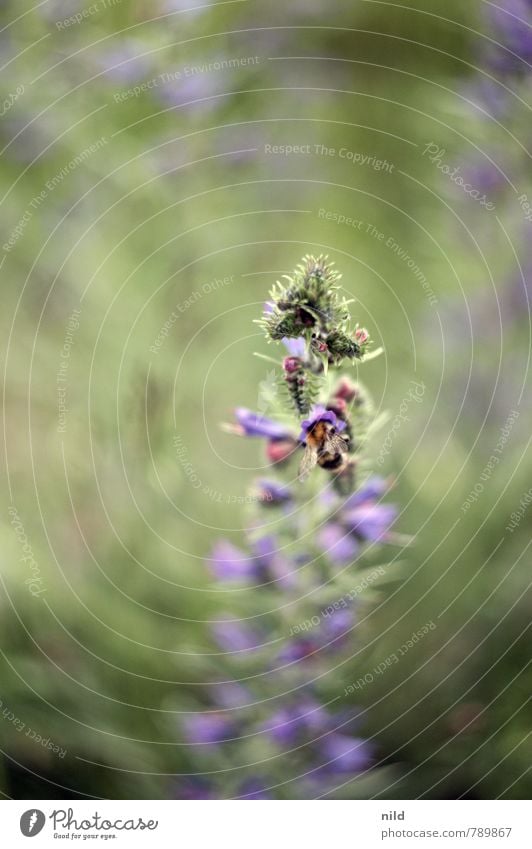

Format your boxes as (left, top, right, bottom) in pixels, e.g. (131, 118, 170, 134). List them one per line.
(236, 778, 272, 799)
(318, 733, 373, 774)
(317, 523, 360, 565)
(278, 638, 318, 663)
(208, 540, 261, 583)
(299, 405, 346, 442)
(209, 681, 251, 709)
(279, 606, 355, 661)
(318, 478, 397, 564)
(282, 336, 306, 357)
(460, 158, 507, 195)
(234, 408, 292, 439)
(207, 536, 295, 586)
(223, 409, 298, 466)
(344, 503, 398, 543)
(488, 0, 532, 69)
(342, 477, 390, 509)
(211, 620, 262, 654)
(183, 712, 235, 744)
(256, 479, 293, 505)
(321, 607, 354, 643)
(173, 778, 216, 799)
(252, 535, 296, 588)
(263, 698, 329, 745)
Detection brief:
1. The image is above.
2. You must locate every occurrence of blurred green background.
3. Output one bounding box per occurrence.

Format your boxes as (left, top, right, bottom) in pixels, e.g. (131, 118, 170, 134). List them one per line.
(0, 0, 530, 799)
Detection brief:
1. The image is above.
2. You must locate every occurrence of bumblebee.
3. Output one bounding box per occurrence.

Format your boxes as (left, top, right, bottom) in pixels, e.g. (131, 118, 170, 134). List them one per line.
(299, 419, 350, 481)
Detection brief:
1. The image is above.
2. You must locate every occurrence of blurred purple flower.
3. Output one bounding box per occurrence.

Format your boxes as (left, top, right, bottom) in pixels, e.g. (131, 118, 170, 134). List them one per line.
(208, 681, 252, 709)
(211, 620, 262, 654)
(278, 638, 317, 663)
(283, 336, 306, 357)
(233, 408, 293, 439)
(263, 698, 329, 745)
(252, 534, 295, 587)
(183, 712, 235, 744)
(487, 0, 532, 71)
(318, 478, 397, 564)
(236, 778, 272, 799)
(207, 535, 295, 586)
(343, 477, 389, 508)
(321, 606, 354, 642)
(279, 606, 354, 663)
(173, 777, 216, 799)
(317, 523, 359, 565)
(208, 540, 261, 582)
(224, 409, 298, 467)
(344, 502, 398, 543)
(460, 157, 508, 196)
(318, 733, 373, 774)
(256, 479, 293, 505)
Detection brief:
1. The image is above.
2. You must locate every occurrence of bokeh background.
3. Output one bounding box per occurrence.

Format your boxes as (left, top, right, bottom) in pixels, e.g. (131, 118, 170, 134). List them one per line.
(0, 0, 530, 799)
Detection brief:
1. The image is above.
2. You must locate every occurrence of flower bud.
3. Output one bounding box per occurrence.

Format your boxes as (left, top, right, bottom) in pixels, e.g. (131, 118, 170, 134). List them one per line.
(354, 327, 369, 345)
(334, 377, 358, 402)
(283, 356, 302, 374)
(266, 437, 298, 465)
(327, 398, 348, 417)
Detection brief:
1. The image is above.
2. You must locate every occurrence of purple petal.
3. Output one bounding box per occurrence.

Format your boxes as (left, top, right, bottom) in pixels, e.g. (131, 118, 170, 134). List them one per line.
(253, 535, 296, 588)
(344, 504, 398, 542)
(342, 477, 389, 509)
(173, 778, 216, 799)
(211, 621, 262, 654)
(299, 405, 345, 442)
(264, 699, 329, 744)
(208, 540, 260, 582)
(263, 707, 300, 745)
(235, 408, 291, 439)
(237, 778, 272, 799)
(318, 734, 373, 774)
(488, 0, 532, 68)
(320, 607, 355, 643)
(282, 336, 306, 356)
(183, 712, 234, 744)
(317, 523, 360, 565)
(278, 639, 316, 663)
(208, 681, 251, 709)
(256, 479, 293, 504)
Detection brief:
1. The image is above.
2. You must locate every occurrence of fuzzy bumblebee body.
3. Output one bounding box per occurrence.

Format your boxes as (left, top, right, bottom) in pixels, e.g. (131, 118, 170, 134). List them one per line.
(299, 420, 350, 480)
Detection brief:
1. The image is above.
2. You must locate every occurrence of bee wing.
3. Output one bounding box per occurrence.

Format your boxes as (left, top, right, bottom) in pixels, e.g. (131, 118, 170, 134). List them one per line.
(323, 433, 349, 455)
(299, 445, 318, 481)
